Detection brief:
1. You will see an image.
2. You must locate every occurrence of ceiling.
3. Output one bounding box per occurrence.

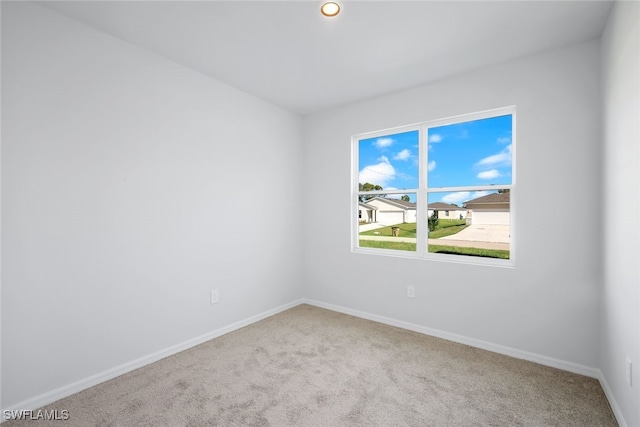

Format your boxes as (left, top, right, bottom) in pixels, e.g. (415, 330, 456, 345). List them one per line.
(39, 1, 613, 116)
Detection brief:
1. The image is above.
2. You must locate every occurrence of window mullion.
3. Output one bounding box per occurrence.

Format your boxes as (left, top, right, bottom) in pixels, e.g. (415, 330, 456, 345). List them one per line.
(428, 185, 512, 193)
(416, 126, 427, 255)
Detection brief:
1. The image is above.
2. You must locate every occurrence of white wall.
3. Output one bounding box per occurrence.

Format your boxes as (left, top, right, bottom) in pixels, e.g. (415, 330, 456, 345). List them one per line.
(601, 1, 640, 426)
(303, 41, 602, 369)
(1, 2, 303, 408)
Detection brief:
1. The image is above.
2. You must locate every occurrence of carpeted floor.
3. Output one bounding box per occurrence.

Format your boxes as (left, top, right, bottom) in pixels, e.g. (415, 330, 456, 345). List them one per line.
(5, 304, 617, 426)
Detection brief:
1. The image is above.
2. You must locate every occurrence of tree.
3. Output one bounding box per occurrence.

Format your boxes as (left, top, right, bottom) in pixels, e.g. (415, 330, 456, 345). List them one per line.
(498, 189, 510, 193)
(400, 195, 410, 202)
(359, 182, 383, 192)
(359, 182, 384, 202)
(428, 212, 439, 232)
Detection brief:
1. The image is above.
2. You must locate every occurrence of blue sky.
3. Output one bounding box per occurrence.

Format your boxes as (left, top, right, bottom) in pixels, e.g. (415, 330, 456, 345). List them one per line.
(358, 114, 512, 205)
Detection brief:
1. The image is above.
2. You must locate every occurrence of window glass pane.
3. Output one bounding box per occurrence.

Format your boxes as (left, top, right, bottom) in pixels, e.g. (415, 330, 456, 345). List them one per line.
(427, 191, 510, 260)
(427, 115, 512, 188)
(358, 193, 417, 252)
(359, 130, 419, 194)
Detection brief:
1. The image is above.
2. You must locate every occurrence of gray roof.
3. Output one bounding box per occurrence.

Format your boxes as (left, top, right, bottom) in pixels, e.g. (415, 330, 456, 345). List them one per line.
(428, 202, 463, 210)
(387, 198, 416, 208)
(365, 196, 416, 210)
(358, 201, 378, 210)
(363, 199, 467, 210)
(465, 191, 510, 205)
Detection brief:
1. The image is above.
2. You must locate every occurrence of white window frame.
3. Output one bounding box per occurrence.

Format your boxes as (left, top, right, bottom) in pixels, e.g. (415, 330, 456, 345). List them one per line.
(351, 106, 516, 268)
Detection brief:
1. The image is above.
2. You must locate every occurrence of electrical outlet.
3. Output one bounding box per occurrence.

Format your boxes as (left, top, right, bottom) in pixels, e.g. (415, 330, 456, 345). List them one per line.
(210, 289, 219, 304)
(407, 285, 415, 298)
(626, 357, 632, 387)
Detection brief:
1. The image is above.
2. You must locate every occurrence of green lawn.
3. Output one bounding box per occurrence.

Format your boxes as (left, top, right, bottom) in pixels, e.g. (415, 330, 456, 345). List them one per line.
(358, 240, 509, 259)
(359, 220, 509, 259)
(358, 240, 417, 251)
(428, 245, 510, 259)
(428, 219, 468, 239)
(360, 219, 467, 239)
(359, 222, 417, 238)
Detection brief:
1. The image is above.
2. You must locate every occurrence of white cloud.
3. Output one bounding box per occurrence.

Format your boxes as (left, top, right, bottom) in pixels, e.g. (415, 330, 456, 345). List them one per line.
(428, 160, 436, 172)
(428, 134, 443, 143)
(477, 169, 500, 179)
(441, 192, 470, 205)
(497, 137, 511, 144)
(476, 144, 512, 168)
(394, 149, 411, 161)
(359, 156, 395, 188)
(374, 137, 394, 148)
(441, 190, 491, 205)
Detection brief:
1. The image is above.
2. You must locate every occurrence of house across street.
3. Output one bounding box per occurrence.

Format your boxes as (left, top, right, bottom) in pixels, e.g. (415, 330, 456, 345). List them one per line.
(358, 191, 510, 250)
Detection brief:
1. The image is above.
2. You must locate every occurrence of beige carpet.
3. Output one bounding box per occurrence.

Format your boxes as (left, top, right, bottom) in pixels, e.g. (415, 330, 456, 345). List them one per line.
(5, 304, 617, 426)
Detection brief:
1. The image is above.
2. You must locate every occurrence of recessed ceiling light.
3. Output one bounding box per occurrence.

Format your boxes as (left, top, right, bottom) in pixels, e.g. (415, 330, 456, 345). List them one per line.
(321, 2, 340, 17)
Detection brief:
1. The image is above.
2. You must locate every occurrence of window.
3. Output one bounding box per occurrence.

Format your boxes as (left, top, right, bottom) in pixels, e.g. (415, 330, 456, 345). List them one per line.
(352, 106, 515, 266)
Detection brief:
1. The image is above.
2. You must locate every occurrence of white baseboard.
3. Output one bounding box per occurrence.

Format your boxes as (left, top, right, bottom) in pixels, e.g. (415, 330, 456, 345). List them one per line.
(597, 371, 629, 427)
(3, 298, 628, 427)
(1, 299, 304, 420)
(304, 299, 634, 426)
(303, 299, 600, 378)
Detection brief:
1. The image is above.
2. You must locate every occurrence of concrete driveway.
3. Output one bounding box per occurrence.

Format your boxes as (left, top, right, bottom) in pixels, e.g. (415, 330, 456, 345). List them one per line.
(359, 222, 392, 232)
(358, 223, 510, 251)
(438, 224, 510, 243)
